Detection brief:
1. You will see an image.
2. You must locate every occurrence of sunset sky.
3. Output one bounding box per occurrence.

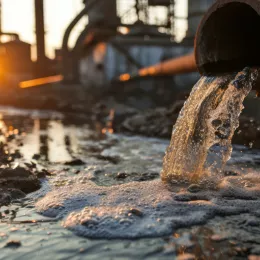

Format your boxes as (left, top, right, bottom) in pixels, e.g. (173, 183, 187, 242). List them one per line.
(1, 0, 187, 59)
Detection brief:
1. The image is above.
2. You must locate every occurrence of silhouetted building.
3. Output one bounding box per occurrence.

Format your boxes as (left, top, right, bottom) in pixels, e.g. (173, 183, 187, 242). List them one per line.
(0, 39, 33, 86)
(35, 0, 47, 77)
(84, 0, 120, 28)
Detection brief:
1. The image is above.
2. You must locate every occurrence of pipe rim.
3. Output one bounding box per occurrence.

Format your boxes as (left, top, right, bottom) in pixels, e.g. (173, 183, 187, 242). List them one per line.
(195, 0, 260, 75)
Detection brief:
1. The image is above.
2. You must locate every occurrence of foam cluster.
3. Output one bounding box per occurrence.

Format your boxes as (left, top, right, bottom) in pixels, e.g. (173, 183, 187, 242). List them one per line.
(36, 172, 260, 239)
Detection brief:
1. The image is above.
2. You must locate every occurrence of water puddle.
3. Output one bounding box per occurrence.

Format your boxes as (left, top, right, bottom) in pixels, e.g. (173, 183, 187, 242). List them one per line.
(0, 97, 260, 258)
(20, 119, 41, 161)
(47, 121, 72, 163)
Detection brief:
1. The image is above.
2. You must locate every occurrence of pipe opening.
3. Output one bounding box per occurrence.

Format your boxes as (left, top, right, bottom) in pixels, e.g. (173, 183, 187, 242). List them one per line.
(196, 2, 260, 75)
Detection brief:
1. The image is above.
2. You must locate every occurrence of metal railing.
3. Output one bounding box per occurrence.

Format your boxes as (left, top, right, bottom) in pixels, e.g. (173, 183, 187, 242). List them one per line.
(116, 0, 174, 28)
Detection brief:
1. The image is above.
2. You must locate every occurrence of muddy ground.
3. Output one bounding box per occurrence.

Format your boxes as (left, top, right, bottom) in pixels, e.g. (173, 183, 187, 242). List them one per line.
(0, 81, 259, 259)
(0, 106, 259, 259)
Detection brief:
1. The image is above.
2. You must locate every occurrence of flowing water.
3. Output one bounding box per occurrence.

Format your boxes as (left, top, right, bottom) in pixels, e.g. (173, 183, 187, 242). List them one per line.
(1, 107, 260, 258)
(162, 67, 259, 183)
(1, 67, 260, 258)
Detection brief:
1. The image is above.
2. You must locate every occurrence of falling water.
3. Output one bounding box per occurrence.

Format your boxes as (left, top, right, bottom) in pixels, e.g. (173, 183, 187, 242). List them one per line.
(161, 67, 259, 183)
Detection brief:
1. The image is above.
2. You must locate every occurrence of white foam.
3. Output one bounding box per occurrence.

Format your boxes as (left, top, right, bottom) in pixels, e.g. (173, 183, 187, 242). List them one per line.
(36, 172, 260, 239)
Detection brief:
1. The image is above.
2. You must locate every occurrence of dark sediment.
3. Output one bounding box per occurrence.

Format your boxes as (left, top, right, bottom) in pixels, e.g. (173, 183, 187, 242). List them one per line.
(0, 189, 25, 206)
(4, 240, 22, 248)
(0, 167, 41, 207)
(233, 116, 260, 148)
(119, 100, 260, 149)
(121, 101, 184, 138)
(64, 159, 85, 166)
(0, 167, 41, 194)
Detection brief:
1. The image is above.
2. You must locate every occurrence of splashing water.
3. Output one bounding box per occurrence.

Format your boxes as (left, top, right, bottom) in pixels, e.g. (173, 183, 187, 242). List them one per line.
(161, 68, 259, 183)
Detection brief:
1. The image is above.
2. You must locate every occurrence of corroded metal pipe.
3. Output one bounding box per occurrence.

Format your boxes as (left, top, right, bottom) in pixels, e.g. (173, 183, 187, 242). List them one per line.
(120, 0, 260, 86)
(195, 0, 260, 75)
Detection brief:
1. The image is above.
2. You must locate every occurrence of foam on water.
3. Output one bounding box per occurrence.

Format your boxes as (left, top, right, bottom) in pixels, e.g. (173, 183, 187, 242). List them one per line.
(161, 68, 259, 183)
(36, 171, 260, 239)
(34, 68, 260, 239)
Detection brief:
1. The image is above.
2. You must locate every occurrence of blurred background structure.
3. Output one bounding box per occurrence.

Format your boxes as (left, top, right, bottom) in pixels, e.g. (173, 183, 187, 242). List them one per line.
(0, 0, 216, 109)
(63, 0, 215, 91)
(185, 0, 215, 44)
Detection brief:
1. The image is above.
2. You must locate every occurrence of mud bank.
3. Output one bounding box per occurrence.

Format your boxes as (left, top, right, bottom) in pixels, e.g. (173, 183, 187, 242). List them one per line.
(0, 108, 260, 259)
(120, 101, 260, 149)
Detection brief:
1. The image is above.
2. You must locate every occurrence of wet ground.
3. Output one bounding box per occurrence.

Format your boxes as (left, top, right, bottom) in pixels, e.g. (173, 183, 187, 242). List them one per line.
(0, 107, 260, 259)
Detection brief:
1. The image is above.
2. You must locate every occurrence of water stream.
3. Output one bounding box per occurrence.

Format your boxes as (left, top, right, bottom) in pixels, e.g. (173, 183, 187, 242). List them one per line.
(1, 67, 260, 258)
(162, 67, 259, 183)
(1, 106, 260, 258)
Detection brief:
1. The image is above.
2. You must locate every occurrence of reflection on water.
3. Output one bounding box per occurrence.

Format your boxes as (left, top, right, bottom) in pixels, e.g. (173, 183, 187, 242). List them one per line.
(0, 107, 260, 259)
(47, 121, 72, 163)
(20, 119, 40, 161)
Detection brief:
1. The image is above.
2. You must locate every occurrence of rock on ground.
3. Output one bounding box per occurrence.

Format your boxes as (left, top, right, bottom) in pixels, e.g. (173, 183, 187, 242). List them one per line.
(0, 167, 41, 207)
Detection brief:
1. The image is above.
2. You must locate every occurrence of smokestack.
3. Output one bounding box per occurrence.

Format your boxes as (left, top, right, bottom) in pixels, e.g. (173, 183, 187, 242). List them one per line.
(0, 0, 2, 43)
(34, 0, 46, 76)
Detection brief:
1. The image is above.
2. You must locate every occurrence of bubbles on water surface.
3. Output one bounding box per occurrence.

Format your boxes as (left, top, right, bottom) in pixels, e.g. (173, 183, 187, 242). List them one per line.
(161, 68, 259, 184)
(35, 168, 260, 239)
(10, 68, 260, 242)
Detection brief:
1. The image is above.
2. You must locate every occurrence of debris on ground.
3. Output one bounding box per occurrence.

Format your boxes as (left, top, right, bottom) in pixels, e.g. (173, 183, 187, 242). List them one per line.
(118, 100, 260, 149)
(64, 159, 85, 166)
(4, 240, 22, 248)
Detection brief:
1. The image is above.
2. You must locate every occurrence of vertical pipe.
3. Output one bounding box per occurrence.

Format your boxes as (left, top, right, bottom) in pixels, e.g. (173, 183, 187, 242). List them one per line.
(35, 0, 46, 76)
(0, 0, 2, 43)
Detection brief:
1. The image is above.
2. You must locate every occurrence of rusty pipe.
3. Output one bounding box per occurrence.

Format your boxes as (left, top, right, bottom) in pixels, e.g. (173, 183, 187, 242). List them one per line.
(119, 53, 197, 82)
(195, 0, 260, 76)
(120, 0, 260, 85)
(138, 53, 197, 77)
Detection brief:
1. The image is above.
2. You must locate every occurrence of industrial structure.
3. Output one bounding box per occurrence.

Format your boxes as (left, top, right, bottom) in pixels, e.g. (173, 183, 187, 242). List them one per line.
(185, 0, 215, 44)
(34, 0, 47, 77)
(0, 0, 57, 87)
(0, 0, 216, 95)
(61, 0, 216, 91)
(63, 0, 178, 84)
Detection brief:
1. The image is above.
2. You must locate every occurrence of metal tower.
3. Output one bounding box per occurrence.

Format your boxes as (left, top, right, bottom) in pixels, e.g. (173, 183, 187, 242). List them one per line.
(35, 0, 46, 77)
(0, 0, 2, 43)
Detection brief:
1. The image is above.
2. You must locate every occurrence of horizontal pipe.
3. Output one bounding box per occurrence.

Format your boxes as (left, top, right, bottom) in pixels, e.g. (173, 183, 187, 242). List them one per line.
(139, 53, 197, 76)
(19, 75, 63, 89)
(119, 53, 197, 82)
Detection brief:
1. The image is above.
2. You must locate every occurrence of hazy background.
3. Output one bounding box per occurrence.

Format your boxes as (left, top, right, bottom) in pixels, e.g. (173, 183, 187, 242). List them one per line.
(1, 0, 188, 59)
